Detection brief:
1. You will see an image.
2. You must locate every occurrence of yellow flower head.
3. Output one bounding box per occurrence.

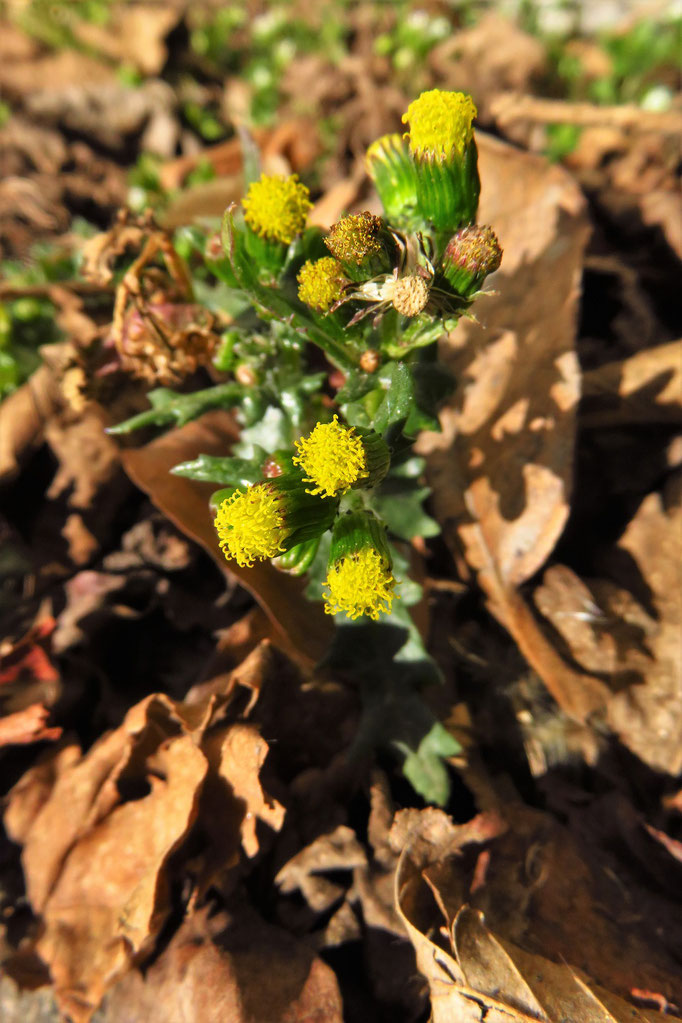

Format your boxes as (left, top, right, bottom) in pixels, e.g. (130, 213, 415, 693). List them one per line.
(214, 483, 286, 566)
(293, 415, 368, 498)
(297, 257, 346, 311)
(324, 547, 396, 620)
(326, 212, 383, 265)
(402, 90, 477, 160)
(242, 173, 312, 244)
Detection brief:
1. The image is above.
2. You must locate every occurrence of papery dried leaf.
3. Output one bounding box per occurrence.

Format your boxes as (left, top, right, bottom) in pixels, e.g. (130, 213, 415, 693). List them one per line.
(0, 703, 61, 748)
(0, 364, 61, 481)
(394, 804, 682, 1023)
(582, 339, 682, 428)
(276, 825, 366, 912)
(534, 474, 682, 773)
(210, 722, 285, 858)
(36, 736, 207, 1022)
(416, 133, 609, 722)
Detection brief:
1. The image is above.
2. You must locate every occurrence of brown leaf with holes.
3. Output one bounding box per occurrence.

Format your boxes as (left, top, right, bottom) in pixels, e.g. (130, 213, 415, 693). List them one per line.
(394, 805, 682, 1023)
(417, 133, 609, 721)
(120, 410, 334, 667)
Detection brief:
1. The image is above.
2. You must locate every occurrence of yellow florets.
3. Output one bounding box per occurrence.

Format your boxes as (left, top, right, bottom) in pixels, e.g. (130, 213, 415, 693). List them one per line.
(402, 90, 477, 160)
(326, 212, 382, 264)
(242, 174, 312, 244)
(324, 547, 396, 620)
(214, 484, 286, 566)
(293, 415, 368, 497)
(297, 257, 346, 311)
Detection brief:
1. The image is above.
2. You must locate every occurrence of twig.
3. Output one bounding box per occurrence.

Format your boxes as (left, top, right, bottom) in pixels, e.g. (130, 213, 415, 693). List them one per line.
(0, 281, 113, 301)
(491, 93, 682, 136)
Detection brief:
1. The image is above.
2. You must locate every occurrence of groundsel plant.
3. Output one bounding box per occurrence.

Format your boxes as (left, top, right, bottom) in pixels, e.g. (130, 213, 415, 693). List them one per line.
(114, 90, 502, 627)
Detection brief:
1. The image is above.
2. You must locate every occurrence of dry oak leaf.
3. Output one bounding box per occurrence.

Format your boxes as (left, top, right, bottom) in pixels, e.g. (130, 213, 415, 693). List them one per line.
(102, 903, 343, 1023)
(581, 338, 682, 428)
(534, 472, 682, 773)
(416, 132, 609, 722)
(392, 805, 682, 1023)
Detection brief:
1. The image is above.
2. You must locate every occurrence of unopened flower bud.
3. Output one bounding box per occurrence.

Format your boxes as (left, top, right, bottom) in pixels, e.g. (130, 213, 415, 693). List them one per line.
(365, 134, 421, 233)
(360, 349, 381, 373)
(441, 225, 502, 297)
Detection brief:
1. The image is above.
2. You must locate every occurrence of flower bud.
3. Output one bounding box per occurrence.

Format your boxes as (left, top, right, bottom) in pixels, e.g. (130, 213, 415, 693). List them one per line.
(297, 256, 347, 312)
(441, 225, 502, 297)
(324, 510, 396, 621)
(293, 415, 390, 498)
(214, 471, 337, 567)
(401, 90, 480, 235)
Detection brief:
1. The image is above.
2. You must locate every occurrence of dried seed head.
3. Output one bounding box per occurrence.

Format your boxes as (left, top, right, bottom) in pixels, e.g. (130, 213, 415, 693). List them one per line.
(390, 275, 430, 317)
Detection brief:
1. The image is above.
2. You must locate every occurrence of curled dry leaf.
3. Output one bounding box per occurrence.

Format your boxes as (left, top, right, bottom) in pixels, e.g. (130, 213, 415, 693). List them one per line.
(417, 133, 609, 722)
(0, 364, 61, 482)
(0, 703, 61, 749)
(276, 824, 367, 913)
(4, 679, 286, 1022)
(393, 805, 682, 1023)
(121, 411, 334, 667)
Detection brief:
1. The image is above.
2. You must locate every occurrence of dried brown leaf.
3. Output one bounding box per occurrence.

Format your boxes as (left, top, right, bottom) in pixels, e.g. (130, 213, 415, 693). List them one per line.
(0, 364, 61, 482)
(417, 133, 608, 721)
(393, 805, 682, 1023)
(534, 472, 682, 773)
(73, 4, 179, 75)
(4, 675, 286, 1020)
(276, 825, 366, 912)
(102, 904, 344, 1023)
(0, 703, 61, 748)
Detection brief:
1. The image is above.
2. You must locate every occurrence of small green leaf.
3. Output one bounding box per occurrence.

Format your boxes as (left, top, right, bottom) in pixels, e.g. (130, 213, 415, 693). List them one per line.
(372, 361, 415, 435)
(171, 454, 263, 487)
(372, 478, 439, 541)
(400, 722, 461, 807)
(108, 383, 243, 435)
